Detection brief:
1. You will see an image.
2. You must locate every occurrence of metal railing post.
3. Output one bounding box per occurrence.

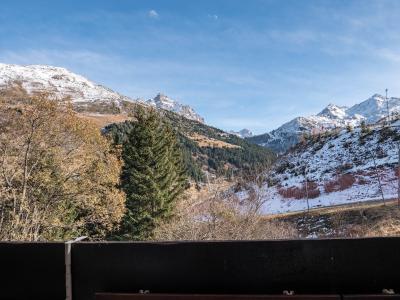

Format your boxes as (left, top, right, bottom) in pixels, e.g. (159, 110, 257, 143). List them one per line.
(65, 236, 87, 300)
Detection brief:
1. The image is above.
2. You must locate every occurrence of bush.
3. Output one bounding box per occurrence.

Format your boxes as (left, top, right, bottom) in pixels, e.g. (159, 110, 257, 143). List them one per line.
(324, 174, 356, 193)
(337, 163, 353, 173)
(153, 185, 298, 240)
(379, 126, 396, 142)
(278, 181, 320, 199)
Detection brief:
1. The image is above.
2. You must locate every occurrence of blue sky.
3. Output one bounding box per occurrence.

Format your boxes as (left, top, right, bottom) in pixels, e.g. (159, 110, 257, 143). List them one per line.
(1, 0, 400, 133)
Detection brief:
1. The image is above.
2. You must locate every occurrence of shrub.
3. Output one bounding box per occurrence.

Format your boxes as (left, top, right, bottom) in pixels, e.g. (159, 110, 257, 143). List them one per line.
(338, 174, 356, 190)
(357, 176, 369, 185)
(153, 185, 298, 240)
(278, 181, 320, 199)
(324, 174, 356, 193)
(337, 163, 353, 173)
(343, 141, 352, 148)
(376, 147, 387, 159)
(379, 126, 395, 142)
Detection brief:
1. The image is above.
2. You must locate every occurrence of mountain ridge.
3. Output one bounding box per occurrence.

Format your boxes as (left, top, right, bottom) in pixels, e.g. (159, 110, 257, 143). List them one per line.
(229, 128, 253, 138)
(0, 63, 204, 122)
(248, 94, 400, 153)
(0, 62, 275, 182)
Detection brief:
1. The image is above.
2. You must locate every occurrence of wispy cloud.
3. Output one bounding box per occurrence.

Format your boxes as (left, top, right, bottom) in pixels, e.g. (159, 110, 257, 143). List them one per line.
(148, 10, 159, 19)
(376, 48, 400, 63)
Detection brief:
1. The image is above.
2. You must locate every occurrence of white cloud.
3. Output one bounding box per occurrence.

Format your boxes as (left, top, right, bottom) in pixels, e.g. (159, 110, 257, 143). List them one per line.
(376, 48, 400, 63)
(148, 10, 159, 19)
(208, 14, 218, 20)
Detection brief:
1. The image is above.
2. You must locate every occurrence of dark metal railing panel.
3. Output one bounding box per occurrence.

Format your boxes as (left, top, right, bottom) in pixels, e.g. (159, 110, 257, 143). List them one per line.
(72, 238, 400, 300)
(0, 242, 66, 300)
(343, 295, 400, 300)
(0, 238, 399, 300)
(95, 294, 341, 300)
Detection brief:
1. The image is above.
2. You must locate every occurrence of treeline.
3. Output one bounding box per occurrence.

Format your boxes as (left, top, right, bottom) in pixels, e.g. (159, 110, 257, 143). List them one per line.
(0, 95, 276, 241)
(107, 109, 276, 182)
(0, 96, 187, 241)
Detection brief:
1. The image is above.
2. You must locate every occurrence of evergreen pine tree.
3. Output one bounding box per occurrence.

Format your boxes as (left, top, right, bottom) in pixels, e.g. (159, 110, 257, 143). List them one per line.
(118, 106, 187, 240)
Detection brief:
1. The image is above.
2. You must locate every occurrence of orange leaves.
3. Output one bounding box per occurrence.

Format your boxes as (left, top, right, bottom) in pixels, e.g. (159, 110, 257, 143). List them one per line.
(0, 94, 125, 240)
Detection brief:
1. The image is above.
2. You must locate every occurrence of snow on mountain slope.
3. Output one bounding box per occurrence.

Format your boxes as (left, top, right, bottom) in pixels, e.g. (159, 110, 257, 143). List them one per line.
(247, 114, 362, 154)
(0, 63, 131, 107)
(317, 103, 348, 119)
(346, 94, 400, 123)
(229, 128, 253, 138)
(0, 63, 205, 122)
(249, 94, 400, 153)
(146, 93, 204, 123)
(256, 121, 400, 214)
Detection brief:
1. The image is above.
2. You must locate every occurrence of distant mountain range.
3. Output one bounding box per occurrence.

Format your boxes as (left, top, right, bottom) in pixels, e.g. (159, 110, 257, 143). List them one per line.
(0, 63, 274, 182)
(3, 63, 399, 155)
(248, 94, 400, 153)
(0, 63, 205, 122)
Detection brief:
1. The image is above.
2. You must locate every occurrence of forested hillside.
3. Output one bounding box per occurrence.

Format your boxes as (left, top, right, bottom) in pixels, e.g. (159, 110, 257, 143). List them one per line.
(106, 109, 276, 182)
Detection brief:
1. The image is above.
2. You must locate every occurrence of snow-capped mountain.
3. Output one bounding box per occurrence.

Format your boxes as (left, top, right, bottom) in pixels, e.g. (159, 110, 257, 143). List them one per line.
(257, 120, 400, 214)
(317, 104, 348, 119)
(146, 93, 204, 123)
(248, 94, 400, 153)
(346, 94, 400, 122)
(0, 63, 131, 109)
(229, 128, 253, 138)
(0, 63, 204, 122)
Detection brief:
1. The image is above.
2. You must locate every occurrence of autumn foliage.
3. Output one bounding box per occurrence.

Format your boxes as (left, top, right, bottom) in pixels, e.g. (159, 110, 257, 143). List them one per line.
(0, 95, 125, 241)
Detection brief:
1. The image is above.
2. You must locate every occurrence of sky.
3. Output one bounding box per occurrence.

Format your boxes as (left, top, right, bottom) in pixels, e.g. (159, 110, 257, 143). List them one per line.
(1, 0, 400, 134)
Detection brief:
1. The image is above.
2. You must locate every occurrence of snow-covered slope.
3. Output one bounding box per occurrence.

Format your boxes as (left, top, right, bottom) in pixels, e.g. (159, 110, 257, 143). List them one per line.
(229, 128, 253, 138)
(257, 121, 400, 214)
(0, 63, 131, 109)
(346, 94, 400, 122)
(0, 63, 205, 122)
(146, 93, 204, 123)
(249, 94, 400, 153)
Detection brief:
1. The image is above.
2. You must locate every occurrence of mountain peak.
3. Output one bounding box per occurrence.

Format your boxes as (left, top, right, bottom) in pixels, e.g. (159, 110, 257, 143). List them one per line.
(0, 63, 130, 107)
(229, 128, 253, 138)
(146, 94, 204, 123)
(154, 92, 168, 101)
(317, 103, 347, 119)
(152, 93, 176, 107)
(0, 63, 206, 123)
(371, 93, 385, 100)
(250, 92, 400, 153)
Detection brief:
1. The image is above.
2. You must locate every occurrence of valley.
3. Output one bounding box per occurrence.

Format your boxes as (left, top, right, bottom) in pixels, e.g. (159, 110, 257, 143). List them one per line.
(2, 62, 400, 224)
